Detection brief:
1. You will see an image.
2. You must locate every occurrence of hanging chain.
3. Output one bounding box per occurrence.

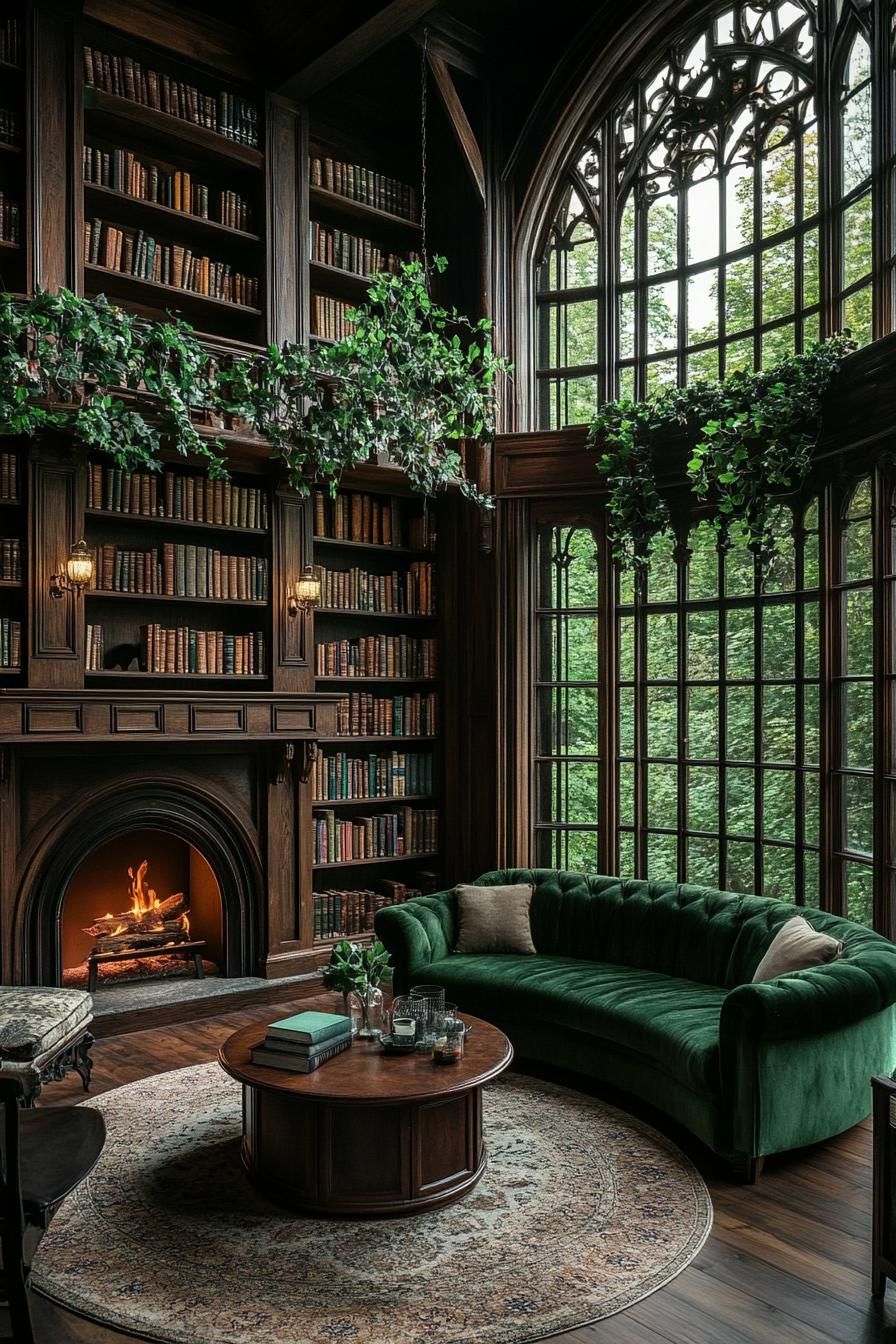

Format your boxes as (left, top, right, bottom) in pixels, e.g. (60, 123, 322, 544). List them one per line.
(420, 28, 429, 280)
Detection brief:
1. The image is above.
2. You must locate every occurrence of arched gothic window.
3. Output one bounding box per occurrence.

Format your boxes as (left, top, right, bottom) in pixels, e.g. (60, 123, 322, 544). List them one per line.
(535, 0, 894, 428)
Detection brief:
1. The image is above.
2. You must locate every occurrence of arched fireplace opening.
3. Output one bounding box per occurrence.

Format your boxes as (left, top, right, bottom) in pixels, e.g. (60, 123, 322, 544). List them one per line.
(19, 780, 261, 988)
(61, 829, 224, 990)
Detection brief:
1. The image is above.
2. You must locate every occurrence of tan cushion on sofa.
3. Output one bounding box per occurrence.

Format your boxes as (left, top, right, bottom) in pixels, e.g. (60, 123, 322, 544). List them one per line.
(454, 883, 536, 955)
(752, 916, 842, 983)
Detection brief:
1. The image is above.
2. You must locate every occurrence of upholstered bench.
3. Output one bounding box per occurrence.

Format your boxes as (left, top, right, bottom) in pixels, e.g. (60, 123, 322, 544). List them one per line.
(0, 987, 94, 1105)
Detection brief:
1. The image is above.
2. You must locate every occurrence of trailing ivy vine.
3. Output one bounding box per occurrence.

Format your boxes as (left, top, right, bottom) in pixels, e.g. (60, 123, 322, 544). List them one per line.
(588, 334, 856, 569)
(0, 259, 507, 506)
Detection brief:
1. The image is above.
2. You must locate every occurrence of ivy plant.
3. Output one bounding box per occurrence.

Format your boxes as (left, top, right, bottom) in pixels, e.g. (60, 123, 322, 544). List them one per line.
(0, 258, 508, 506)
(588, 334, 856, 568)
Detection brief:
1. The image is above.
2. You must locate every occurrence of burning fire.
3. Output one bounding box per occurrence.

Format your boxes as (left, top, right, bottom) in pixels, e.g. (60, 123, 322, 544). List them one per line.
(82, 859, 191, 947)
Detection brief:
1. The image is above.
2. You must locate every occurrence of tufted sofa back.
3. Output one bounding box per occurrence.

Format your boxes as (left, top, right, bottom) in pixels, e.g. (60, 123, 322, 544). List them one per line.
(469, 869, 883, 988)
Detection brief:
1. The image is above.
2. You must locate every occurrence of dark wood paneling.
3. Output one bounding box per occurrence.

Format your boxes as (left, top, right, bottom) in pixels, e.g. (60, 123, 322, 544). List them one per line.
(272, 489, 312, 691)
(266, 94, 300, 346)
(27, 447, 82, 687)
(33, 4, 72, 293)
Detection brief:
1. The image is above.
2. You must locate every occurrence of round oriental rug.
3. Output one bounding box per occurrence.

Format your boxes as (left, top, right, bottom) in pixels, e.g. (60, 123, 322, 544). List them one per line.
(33, 1063, 712, 1344)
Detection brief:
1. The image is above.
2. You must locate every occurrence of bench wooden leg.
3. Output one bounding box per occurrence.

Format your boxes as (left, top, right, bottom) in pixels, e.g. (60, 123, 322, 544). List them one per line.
(72, 1032, 94, 1093)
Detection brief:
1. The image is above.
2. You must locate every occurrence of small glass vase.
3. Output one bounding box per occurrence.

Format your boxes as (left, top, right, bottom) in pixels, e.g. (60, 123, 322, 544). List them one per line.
(351, 985, 384, 1039)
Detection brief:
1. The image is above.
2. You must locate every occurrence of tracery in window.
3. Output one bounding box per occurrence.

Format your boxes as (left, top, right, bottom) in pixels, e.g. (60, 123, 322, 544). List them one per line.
(535, 0, 892, 426)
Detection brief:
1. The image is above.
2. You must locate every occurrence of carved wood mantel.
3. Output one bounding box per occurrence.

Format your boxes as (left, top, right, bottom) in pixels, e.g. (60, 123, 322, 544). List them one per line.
(0, 690, 341, 744)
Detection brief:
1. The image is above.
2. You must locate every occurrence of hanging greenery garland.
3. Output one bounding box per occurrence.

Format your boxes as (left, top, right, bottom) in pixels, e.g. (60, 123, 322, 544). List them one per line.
(588, 334, 856, 569)
(0, 258, 507, 507)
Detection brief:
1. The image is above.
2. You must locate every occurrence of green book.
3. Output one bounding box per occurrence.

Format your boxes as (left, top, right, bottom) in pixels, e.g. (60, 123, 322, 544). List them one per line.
(266, 1010, 352, 1045)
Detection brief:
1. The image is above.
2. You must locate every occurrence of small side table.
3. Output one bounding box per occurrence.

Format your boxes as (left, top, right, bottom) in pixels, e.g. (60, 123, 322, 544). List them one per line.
(872, 1074, 896, 1295)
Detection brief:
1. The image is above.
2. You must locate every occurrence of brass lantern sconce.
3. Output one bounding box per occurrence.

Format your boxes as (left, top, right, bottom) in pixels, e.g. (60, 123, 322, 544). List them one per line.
(49, 539, 95, 600)
(287, 564, 322, 619)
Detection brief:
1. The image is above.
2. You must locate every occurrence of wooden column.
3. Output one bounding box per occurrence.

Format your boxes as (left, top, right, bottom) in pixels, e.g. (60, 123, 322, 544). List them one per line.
(27, 440, 84, 689)
(32, 2, 75, 293)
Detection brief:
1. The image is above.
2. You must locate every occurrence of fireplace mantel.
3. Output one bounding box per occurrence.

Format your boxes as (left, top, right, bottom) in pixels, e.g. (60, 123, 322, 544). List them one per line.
(0, 690, 340, 745)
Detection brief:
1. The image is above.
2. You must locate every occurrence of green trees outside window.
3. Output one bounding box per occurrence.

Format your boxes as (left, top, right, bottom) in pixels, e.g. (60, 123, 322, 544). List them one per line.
(535, 0, 891, 427)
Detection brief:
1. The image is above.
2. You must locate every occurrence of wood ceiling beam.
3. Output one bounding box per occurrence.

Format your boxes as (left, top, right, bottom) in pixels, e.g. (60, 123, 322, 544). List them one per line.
(412, 13, 485, 79)
(427, 51, 485, 205)
(277, 0, 443, 103)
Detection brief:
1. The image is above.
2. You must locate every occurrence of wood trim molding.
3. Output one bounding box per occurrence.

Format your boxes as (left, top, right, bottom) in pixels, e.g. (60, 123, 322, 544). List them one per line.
(0, 690, 340, 744)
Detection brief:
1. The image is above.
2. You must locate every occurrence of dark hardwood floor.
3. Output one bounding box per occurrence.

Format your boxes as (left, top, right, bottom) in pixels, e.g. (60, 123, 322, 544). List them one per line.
(23, 994, 896, 1344)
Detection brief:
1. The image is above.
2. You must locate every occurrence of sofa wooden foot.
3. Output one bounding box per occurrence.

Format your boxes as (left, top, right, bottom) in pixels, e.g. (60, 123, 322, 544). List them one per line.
(744, 1156, 764, 1184)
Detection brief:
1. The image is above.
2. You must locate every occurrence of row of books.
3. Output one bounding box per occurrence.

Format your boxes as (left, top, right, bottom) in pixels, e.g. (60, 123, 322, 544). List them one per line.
(334, 691, 438, 738)
(84, 219, 260, 307)
(0, 537, 20, 581)
(83, 47, 260, 148)
(250, 1011, 352, 1074)
(0, 452, 19, 502)
(88, 464, 269, 529)
(310, 155, 417, 221)
(312, 751, 434, 802)
(0, 618, 20, 669)
(85, 624, 105, 671)
(313, 882, 414, 941)
(313, 806, 439, 865)
(311, 295, 355, 342)
(0, 192, 21, 245)
(310, 222, 415, 279)
(93, 544, 268, 601)
(139, 624, 266, 675)
(0, 105, 19, 146)
(0, 18, 21, 67)
(314, 489, 433, 550)
(319, 562, 434, 615)
(316, 635, 438, 679)
(83, 145, 253, 231)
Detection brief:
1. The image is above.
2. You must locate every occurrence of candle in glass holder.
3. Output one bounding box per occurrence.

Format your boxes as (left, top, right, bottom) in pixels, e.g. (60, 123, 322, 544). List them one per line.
(432, 1025, 464, 1064)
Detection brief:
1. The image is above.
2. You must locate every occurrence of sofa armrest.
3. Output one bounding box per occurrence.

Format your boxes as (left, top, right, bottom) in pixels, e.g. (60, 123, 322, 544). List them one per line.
(721, 952, 896, 1045)
(375, 891, 457, 995)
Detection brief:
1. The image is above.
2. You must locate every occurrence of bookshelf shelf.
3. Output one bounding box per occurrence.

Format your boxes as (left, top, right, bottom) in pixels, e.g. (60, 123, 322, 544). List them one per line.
(0, 142, 21, 156)
(309, 260, 372, 302)
(316, 676, 438, 684)
(313, 932, 375, 948)
(0, 239, 21, 253)
(84, 183, 261, 246)
(317, 608, 434, 621)
(0, 667, 21, 675)
(85, 508, 268, 536)
(86, 590, 267, 607)
(309, 185, 420, 235)
(0, 579, 22, 589)
(0, 59, 22, 77)
(313, 536, 433, 559)
(318, 736, 437, 744)
(312, 795, 437, 807)
(83, 87, 263, 170)
(85, 670, 267, 681)
(84, 263, 263, 316)
(312, 852, 437, 871)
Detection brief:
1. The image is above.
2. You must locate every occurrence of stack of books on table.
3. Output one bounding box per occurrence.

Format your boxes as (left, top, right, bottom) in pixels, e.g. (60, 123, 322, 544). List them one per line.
(250, 1010, 352, 1073)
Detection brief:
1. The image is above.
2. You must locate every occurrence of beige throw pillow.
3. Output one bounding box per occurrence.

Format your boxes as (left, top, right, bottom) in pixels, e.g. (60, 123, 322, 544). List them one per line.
(454, 883, 536, 955)
(752, 915, 842, 983)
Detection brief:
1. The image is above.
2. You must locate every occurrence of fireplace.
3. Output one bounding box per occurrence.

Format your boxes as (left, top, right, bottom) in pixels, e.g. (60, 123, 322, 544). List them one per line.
(14, 763, 266, 988)
(61, 833, 224, 990)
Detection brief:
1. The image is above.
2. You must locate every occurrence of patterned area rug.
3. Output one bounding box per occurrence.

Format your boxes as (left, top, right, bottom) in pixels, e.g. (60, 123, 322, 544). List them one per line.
(33, 1063, 712, 1344)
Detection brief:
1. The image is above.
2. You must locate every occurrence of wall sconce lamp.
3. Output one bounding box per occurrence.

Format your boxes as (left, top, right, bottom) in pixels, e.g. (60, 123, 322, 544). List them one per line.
(287, 564, 321, 619)
(49, 539, 95, 600)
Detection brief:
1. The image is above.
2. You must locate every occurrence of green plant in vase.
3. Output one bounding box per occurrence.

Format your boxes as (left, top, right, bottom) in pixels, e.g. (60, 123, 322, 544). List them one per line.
(320, 939, 391, 1038)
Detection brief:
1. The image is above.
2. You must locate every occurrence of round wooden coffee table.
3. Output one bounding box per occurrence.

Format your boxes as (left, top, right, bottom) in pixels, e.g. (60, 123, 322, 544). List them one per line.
(218, 1014, 513, 1216)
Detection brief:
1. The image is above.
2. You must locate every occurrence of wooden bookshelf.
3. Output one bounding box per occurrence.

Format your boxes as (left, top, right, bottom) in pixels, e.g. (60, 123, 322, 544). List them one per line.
(80, 25, 266, 345)
(311, 482, 441, 941)
(307, 137, 421, 342)
(0, 3, 27, 293)
(83, 457, 273, 684)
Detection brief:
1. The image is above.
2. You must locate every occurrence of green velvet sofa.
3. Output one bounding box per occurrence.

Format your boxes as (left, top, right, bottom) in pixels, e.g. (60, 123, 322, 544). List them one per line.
(374, 868, 896, 1175)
